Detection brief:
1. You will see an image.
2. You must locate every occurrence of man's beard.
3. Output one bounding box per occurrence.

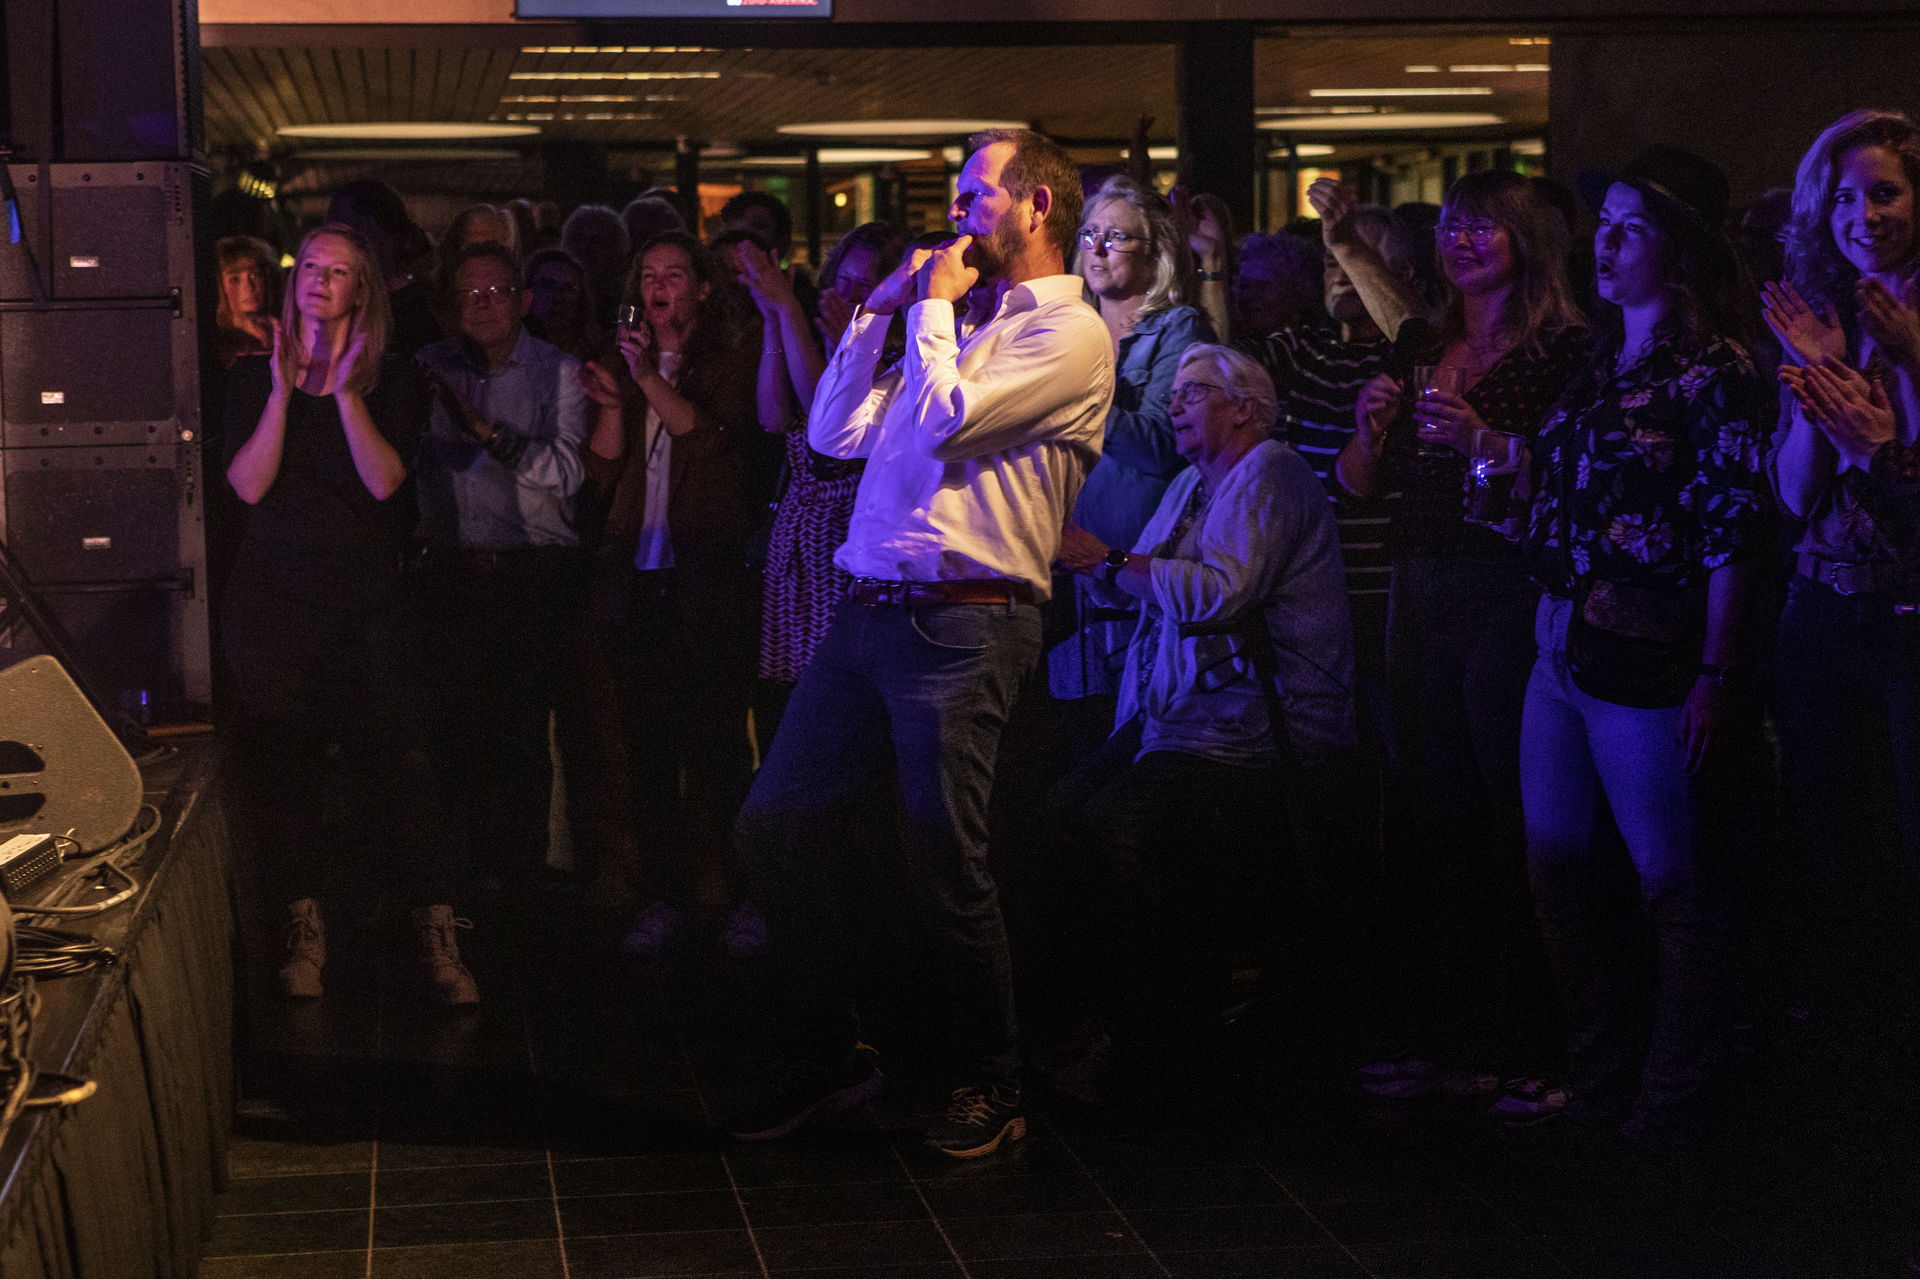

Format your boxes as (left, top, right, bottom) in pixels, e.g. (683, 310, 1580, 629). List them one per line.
(964, 218, 1025, 282)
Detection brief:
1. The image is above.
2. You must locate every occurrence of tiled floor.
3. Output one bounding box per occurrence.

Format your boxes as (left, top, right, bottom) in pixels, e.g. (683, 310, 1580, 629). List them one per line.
(203, 899, 1920, 1279)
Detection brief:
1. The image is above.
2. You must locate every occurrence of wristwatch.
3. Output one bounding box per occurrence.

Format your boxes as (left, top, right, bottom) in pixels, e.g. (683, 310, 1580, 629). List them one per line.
(1696, 661, 1729, 684)
(1101, 547, 1130, 588)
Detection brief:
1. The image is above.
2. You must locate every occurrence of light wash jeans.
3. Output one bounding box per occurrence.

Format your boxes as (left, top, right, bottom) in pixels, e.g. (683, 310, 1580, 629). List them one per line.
(1520, 595, 1735, 1134)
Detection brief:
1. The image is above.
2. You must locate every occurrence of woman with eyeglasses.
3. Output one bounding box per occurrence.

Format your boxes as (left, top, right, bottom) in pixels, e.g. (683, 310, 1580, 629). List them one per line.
(1051, 175, 1215, 715)
(1040, 344, 1352, 1095)
(222, 223, 477, 1005)
(1320, 169, 1587, 1090)
(1767, 109, 1920, 1044)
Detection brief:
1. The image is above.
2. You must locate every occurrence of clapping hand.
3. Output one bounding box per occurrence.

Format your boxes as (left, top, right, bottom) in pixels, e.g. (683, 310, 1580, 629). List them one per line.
(1781, 356, 1896, 470)
(330, 329, 370, 399)
(735, 241, 798, 319)
(578, 360, 624, 411)
(265, 320, 289, 399)
(1762, 280, 1846, 367)
(1857, 274, 1920, 369)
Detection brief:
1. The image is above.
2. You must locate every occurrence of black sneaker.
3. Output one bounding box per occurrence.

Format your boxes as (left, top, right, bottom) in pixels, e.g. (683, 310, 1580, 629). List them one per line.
(924, 1083, 1025, 1158)
(726, 1046, 884, 1141)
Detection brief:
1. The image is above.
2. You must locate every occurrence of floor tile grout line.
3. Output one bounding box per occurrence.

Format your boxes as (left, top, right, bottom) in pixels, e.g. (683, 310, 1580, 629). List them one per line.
(1400, 1138, 1581, 1277)
(674, 1037, 774, 1279)
(366, 976, 386, 1279)
(517, 1004, 576, 1279)
(1032, 1113, 1173, 1278)
(1253, 1163, 1384, 1279)
(884, 1138, 977, 1279)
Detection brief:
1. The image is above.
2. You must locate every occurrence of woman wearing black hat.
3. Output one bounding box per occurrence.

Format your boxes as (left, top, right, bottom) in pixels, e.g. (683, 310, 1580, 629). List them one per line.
(1506, 147, 1775, 1148)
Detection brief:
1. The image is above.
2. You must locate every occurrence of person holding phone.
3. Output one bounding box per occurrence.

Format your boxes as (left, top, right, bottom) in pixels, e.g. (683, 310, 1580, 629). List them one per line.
(584, 231, 761, 961)
(222, 223, 478, 1006)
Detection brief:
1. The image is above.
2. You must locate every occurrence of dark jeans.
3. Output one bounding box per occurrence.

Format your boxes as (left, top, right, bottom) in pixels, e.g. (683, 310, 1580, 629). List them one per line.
(1522, 597, 1736, 1131)
(416, 547, 581, 885)
(735, 597, 1042, 1086)
(1774, 575, 1920, 1016)
(593, 550, 757, 905)
(1041, 720, 1284, 1024)
(1381, 550, 1550, 1059)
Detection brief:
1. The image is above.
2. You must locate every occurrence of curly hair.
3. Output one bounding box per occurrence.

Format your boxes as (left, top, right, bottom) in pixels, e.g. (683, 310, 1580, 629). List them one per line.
(1783, 108, 1920, 322)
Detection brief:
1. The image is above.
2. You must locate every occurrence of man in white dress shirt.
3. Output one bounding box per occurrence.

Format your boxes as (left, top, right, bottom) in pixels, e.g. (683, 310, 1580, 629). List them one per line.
(731, 129, 1114, 1157)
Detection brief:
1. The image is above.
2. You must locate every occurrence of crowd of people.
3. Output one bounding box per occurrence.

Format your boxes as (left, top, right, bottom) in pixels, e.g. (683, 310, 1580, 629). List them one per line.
(208, 109, 1920, 1162)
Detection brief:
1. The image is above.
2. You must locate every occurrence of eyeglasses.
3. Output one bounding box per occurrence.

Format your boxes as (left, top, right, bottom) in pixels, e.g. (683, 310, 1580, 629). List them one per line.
(458, 285, 520, 305)
(1076, 227, 1145, 253)
(1165, 380, 1230, 408)
(1434, 219, 1502, 246)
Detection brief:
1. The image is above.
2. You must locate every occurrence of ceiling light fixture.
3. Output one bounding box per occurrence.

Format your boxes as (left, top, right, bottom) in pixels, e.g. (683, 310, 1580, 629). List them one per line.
(1258, 105, 1379, 116)
(276, 122, 541, 140)
(1447, 64, 1548, 73)
(1310, 87, 1494, 98)
(294, 147, 523, 162)
(777, 118, 1027, 138)
(520, 45, 719, 53)
(1404, 65, 1442, 73)
(499, 94, 644, 104)
(508, 71, 720, 81)
(1257, 113, 1505, 131)
(1268, 144, 1337, 159)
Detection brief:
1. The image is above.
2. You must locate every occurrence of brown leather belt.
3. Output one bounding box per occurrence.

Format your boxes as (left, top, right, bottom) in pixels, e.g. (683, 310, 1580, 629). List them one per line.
(1797, 551, 1894, 596)
(848, 577, 1037, 608)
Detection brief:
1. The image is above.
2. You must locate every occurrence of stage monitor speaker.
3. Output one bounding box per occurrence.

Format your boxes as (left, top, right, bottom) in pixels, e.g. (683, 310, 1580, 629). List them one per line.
(0, 445, 210, 709)
(0, 0, 202, 163)
(0, 655, 141, 853)
(0, 163, 199, 303)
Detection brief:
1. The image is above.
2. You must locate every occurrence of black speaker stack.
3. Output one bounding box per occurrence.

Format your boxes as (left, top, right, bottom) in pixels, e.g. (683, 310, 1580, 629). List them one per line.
(0, 0, 211, 721)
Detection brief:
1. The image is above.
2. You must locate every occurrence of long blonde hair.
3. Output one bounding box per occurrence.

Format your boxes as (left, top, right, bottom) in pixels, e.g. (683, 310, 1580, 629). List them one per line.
(277, 223, 390, 397)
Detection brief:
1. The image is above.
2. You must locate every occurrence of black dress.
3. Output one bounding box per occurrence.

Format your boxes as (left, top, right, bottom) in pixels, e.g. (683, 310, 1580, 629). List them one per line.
(220, 352, 458, 908)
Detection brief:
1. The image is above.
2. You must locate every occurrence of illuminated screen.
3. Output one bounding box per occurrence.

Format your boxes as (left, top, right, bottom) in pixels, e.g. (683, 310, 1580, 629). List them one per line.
(516, 0, 829, 13)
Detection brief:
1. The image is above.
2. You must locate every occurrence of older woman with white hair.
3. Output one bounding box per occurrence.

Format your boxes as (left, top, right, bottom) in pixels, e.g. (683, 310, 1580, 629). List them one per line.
(1051, 175, 1217, 706)
(1040, 344, 1354, 1086)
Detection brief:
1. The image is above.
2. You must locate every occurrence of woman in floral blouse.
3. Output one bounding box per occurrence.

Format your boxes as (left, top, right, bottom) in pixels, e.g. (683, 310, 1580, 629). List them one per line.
(1513, 147, 1774, 1150)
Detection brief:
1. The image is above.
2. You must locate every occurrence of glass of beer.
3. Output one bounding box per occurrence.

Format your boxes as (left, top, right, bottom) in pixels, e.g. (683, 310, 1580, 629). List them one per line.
(1465, 428, 1526, 530)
